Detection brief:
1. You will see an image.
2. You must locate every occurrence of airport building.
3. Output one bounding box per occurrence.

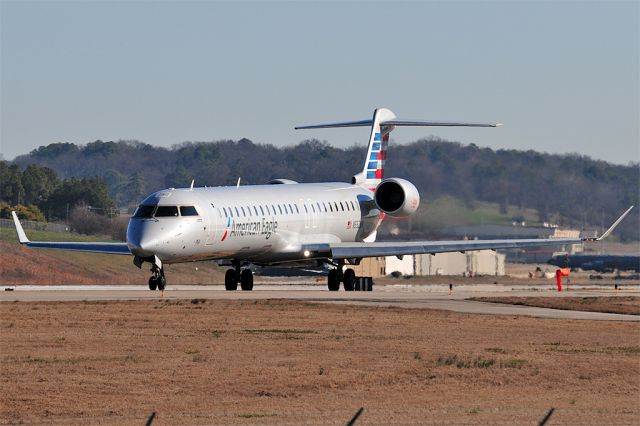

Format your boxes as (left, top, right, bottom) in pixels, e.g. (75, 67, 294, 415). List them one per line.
(349, 250, 506, 277)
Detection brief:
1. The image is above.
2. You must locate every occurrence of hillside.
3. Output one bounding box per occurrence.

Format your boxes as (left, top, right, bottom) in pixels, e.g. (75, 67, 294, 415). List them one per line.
(0, 228, 224, 285)
(11, 138, 640, 241)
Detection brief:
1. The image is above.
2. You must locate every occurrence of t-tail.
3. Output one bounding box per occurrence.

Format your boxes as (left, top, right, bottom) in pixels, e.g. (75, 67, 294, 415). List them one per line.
(295, 107, 502, 190)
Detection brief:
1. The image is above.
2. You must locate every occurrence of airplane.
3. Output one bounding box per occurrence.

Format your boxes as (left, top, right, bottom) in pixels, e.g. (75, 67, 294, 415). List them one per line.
(548, 254, 640, 273)
(11, 108, 635, 292)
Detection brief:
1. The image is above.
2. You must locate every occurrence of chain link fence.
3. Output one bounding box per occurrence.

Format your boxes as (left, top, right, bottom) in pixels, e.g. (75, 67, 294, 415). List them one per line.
(0, 218, 70, 233)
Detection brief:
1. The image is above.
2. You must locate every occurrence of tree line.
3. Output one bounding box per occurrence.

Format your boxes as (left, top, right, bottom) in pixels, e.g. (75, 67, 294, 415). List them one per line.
(0, 161, 115, 222)
(8, 137, 640, 241)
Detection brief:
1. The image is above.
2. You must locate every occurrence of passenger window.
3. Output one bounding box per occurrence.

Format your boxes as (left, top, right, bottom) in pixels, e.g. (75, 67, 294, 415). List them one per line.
(340, 202, 345, 211)
(180, 206, 199, 216)
(223, 207, 227, 216)
(334, 202, 339, 211)
(311, 204, 316, 213)
(351, 201, 356, 211)
(235, 207, 239, 217)
(304, 204, 308, 213)
(155, 206, 179, 217)
(276, 205, 281, 215)
(295, 204, 300, 214)
(288, 203, 293, 214)
(329, 203, 333, 212)
(260, 206, 265, 215)
(253, 206, 258, 216)
(133, 205, 156, 218)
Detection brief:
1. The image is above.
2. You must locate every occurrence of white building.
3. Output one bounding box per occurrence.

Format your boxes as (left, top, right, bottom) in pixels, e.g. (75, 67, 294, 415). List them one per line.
(384, 250, 505, 277)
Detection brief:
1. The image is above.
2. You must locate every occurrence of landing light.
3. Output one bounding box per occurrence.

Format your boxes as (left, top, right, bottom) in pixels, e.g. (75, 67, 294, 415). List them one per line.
(304, 250, 311, 257)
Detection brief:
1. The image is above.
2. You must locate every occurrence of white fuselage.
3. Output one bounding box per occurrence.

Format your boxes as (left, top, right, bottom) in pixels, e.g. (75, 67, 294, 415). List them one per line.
(126, 182, 381, 264)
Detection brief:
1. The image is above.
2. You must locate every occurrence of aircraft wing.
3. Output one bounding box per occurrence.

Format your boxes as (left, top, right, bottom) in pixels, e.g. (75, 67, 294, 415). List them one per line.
(304, 237, 582, 260)
(304, 206, 634, 260)
(11, 211, 131, 255)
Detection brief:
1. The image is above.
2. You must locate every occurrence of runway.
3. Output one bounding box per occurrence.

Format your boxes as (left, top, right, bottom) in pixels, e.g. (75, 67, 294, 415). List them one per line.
(2, 284, 638, 321)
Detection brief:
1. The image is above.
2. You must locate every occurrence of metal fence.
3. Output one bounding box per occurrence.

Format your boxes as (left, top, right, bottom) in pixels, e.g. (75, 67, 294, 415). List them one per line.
(0, 218, 70, 233)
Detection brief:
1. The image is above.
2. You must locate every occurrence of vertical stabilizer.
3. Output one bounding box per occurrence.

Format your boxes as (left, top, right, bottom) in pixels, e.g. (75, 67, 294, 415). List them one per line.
(354, 108, 396, 190)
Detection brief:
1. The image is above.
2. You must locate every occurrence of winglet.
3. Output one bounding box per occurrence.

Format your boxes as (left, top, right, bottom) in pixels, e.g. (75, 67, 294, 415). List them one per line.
(11, 211, 30, 244)
(587, 205, 634, 241)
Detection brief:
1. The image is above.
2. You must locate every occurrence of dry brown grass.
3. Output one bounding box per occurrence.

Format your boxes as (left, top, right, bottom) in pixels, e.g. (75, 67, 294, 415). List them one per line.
(0, 241, 224, 285)
(472, 296, 640, 315)
(1, 300, 638, 425)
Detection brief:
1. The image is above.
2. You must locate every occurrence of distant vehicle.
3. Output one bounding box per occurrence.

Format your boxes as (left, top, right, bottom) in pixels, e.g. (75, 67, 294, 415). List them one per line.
(548, 254, 640, 273)
(11, 108, 634, 291)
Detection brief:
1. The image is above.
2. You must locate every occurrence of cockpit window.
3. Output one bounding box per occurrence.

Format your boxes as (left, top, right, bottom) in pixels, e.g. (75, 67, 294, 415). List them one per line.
(133, 205, 156, 218)
(180, 206, 199, 216)
(155, 206, 179, 217)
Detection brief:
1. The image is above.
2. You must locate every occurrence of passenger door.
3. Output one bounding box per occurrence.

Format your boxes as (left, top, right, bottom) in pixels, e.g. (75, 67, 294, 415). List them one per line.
(205, 203, 218, 245)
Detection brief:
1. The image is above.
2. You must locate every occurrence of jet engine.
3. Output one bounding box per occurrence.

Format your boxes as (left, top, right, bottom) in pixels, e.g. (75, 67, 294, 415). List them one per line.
(374, 178, 420, 217)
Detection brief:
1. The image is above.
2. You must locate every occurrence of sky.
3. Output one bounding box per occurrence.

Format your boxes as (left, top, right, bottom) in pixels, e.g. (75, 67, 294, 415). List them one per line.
(1, 1, 638, 164)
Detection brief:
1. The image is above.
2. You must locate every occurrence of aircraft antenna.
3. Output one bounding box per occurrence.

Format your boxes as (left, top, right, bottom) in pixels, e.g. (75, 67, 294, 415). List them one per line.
(236, 177, 241, 188)
(189, 179, 195, 190)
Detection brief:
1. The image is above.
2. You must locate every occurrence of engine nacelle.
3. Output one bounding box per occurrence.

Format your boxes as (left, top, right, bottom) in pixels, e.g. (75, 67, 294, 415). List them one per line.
(374, 178, 420, 218)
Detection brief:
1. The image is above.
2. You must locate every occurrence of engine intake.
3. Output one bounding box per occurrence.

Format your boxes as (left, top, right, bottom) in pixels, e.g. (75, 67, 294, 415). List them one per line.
(374, 178, 420, 217)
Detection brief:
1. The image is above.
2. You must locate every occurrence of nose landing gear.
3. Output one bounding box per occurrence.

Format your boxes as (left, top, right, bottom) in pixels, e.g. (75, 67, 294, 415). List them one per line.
(148, 265, 166, 291)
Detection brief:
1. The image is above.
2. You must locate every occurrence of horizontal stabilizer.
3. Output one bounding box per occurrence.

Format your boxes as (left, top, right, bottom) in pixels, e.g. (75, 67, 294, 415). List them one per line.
(384, 120, 501, 128)
(295, 119, 373, 130)
(295, 118, 501, 130)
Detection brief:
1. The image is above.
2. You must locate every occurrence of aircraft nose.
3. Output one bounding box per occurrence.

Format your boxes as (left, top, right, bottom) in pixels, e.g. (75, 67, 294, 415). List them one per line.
(127, 221, 157, 257)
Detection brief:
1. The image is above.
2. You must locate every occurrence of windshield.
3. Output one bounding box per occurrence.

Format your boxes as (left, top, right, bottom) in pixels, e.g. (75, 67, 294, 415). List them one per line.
(133, 205, 156, 218)
(180, 206, 199, 216)
(155, 206, 179, 217)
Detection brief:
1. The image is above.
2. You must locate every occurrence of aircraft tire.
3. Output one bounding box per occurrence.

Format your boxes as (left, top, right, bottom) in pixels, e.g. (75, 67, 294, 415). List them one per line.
(157, 275, 166, 291)
(343, 268, 356, 291)
(327, 269, 340, 291)
(225, 269, 238, 291)
(240, 269, 253, 291)
(148, 276, 158, 291)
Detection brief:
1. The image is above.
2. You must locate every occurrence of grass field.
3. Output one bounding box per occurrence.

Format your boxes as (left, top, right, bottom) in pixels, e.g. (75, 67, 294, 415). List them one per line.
(1, 300, 638, 425)
(472, 296, 640, 315)
(388, 196, 545, 235)
(0, 227, 117, 243)
(0, 227, 225, 285)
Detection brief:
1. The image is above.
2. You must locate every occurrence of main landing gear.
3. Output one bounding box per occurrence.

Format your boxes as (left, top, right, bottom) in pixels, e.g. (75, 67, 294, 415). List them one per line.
(148, 266, 166, 291)
(327, 263, 357, 291)
(225, 262, 253, 291)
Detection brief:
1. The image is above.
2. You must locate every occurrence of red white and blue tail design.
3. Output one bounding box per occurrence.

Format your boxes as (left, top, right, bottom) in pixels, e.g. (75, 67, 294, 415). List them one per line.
(361, 108, 396, 190)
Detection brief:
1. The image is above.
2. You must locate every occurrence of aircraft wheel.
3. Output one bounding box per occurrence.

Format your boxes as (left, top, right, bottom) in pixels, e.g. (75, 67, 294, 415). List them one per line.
(240, 269, 254, 291)
(225, 269, 238, 291)
(148, 276, 158, 291)
(327, 269, 340, 291)
(157, 275, 166, 291)
(343, 268, 356, 291)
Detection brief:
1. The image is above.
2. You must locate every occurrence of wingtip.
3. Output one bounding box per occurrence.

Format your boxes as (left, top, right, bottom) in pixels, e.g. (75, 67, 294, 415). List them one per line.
(594, 205, 635, 241)
(495, 123, 504, 127)
(11, 211, 30, 244)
